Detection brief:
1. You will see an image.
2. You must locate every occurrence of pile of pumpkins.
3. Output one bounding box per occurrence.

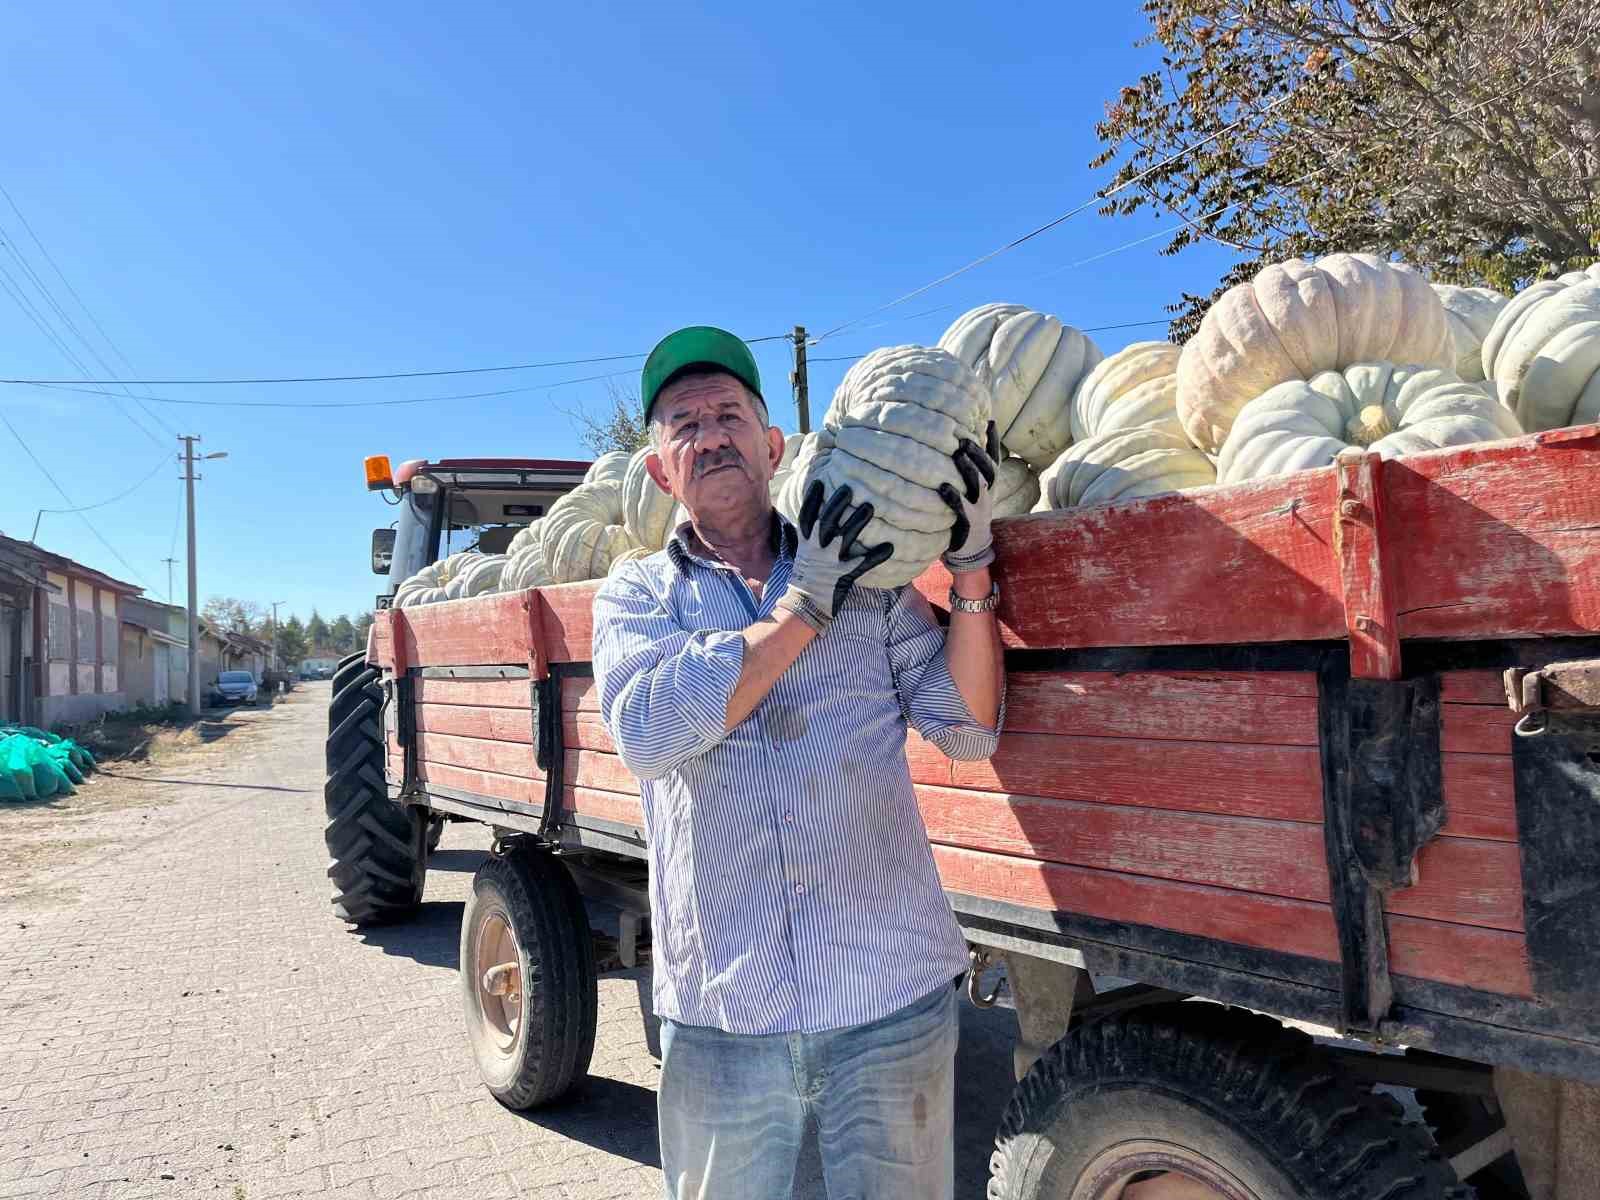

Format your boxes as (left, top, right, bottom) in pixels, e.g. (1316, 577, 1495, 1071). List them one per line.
(394, 254, 1598, 604)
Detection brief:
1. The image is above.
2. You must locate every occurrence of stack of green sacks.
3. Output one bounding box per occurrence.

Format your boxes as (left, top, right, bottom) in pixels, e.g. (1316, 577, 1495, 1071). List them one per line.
(0, 725, 97, 801)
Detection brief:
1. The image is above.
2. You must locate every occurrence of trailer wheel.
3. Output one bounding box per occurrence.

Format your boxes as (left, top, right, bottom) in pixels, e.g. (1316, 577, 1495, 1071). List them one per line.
(1417, 1089, 1529, 1199)
(461, 847, 597, 1110)
(426, 814, 446, 854)
(989, 1004, 1471, 1200)
(323, 658, 425, 925)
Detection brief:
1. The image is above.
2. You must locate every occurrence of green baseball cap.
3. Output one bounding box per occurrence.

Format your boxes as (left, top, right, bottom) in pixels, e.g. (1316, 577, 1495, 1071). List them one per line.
(640, 325, 763, 422)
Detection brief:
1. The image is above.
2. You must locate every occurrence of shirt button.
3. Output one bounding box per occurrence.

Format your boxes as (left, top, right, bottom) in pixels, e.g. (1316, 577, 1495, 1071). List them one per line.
(783, 812, 794, 824)
(793, 882, 805, 895)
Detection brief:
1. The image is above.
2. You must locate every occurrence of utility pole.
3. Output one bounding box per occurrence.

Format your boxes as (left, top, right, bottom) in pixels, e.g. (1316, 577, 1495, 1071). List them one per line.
(162, 557, 178, 605)
(791, 325, 810, 434)
(179, 435, 228, 714)
(270, 601, 284, 671)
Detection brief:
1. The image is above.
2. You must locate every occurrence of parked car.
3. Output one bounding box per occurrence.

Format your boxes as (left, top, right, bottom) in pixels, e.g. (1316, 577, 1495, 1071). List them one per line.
(209, 670, 260, 707)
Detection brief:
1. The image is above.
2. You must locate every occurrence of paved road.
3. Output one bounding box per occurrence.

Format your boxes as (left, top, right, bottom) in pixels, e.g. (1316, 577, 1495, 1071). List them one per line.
(1, 683, 1021, 1199)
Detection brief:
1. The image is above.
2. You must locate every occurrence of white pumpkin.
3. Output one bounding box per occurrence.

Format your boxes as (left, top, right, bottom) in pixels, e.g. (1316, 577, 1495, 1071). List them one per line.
(800, 345, 992, 588)
(541, 480, 636, 583)
(545, 519, 633, 584)
(445, 553, 509, 599)
(606, 545, 654, 577)
(774, 430, 833, 523)
(1040, 427, 1215, 510)
(544, 479, 625, 546)
(938, 304, 1103, 470)
(583, 450, 632, 487)
(394, 550, 480, 608)
(1070, 341, 1183, 441)
(1217, 363, 1523, 485)
(1431, 284, 1509, 383)
(500, 520, 549, 590)
(992, 457, 1040, 518)
(767, 432, 805, 502)
(622, 445, 678, 550)
(1481, 266, 1600, 432)
(1177, 253, 1454, 453)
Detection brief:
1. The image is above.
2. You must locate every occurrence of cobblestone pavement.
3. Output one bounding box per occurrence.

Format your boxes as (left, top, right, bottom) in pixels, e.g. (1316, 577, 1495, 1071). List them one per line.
(1, 684, 1021, 1199)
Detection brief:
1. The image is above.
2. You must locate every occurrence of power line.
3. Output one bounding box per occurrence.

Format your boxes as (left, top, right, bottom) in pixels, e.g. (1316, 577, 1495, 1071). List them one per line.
(0, 196, 170, 445)
(812, 65, 1569, 349)
(0, 406, 149, 585)
(807, 319, 1173, 365)
(0, 333, 792, 387)
(812, 93, 1298, 343)
(33, 454, 171, 517)
(21, 366, 641, 410)
(0, 181, 179, 437)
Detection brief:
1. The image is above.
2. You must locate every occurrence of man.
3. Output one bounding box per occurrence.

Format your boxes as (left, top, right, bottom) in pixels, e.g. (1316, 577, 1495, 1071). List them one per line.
(592, 325, 1004, 1199)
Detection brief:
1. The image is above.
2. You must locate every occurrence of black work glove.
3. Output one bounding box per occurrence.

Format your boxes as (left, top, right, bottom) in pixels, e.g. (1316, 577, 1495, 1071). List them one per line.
(939, 420, 999, 572)
(775, 480, 894, 632)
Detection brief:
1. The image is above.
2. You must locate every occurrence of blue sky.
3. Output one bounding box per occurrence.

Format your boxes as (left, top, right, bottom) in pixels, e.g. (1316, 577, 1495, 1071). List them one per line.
(0, 2, 1240, 622)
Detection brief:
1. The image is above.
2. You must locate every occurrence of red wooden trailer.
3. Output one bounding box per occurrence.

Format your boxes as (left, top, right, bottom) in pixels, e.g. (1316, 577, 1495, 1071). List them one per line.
(337, 424, 1600, 1197)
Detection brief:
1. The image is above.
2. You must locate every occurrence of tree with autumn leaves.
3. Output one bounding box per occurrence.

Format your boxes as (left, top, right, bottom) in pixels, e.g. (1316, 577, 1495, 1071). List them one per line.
(1094, 0, 1598, 338)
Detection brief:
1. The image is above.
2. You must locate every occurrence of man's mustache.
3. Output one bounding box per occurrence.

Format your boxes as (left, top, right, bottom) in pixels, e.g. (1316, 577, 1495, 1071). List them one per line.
(693, 448, 746, 478)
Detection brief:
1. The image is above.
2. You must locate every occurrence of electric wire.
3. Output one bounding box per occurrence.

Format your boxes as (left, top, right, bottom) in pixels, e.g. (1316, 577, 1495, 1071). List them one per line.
(811, 92, 1299, 343)
(811, 65, 1569, 349)
(0, 334, 792, 387)
(0, 405, 149, 584)
(0, 181, 179, 436)
(31, 454, 171, 517)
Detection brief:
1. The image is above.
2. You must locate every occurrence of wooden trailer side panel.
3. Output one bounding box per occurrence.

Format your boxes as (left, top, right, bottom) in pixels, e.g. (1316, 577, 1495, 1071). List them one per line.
(555, 671, 1533, 997)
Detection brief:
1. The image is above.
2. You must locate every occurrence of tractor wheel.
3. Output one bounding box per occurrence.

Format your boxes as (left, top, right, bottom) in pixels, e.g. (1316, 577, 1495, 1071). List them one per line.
(989, 1004, 1470, 1200)
(323, 659, 425, 925)
(461, 847, 597, 1110)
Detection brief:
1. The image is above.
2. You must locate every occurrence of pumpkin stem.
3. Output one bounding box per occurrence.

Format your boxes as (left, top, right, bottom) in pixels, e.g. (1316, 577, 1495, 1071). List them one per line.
(1346, 404, 1394, 446)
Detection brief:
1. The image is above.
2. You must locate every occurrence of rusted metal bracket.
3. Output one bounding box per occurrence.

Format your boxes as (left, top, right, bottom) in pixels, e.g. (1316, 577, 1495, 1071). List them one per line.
(1505, 658, 1600, 715)
(1333, 448, 1401, 681)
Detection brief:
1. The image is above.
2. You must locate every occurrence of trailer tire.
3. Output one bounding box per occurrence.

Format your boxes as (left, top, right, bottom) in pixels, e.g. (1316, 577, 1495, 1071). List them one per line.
(426, 814, 446, 855)
(1417, 1089, 1529, 1199)
(461, 847, 597, 1110)
(323, 659, 425, 925)
(989, 1004, 1471, 1200)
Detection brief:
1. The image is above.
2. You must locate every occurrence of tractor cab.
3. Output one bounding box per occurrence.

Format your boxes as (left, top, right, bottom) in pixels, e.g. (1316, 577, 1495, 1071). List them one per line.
(363, 455, 591, 605)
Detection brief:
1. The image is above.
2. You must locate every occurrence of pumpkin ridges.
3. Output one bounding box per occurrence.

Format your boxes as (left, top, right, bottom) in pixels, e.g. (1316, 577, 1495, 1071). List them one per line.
(1070, 341, 1181, 442)
(1217, 361, 1521, 485)
(1177, 255, 1456, 454)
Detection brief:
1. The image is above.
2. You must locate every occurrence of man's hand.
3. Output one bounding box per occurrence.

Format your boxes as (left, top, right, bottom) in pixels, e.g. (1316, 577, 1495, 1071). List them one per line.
(939, 420, 999, 573)
(776, 480, 893, 631)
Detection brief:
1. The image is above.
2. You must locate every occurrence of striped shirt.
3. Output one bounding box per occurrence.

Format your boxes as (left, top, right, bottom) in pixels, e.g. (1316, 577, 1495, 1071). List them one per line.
(591, 515, 1002, 1036)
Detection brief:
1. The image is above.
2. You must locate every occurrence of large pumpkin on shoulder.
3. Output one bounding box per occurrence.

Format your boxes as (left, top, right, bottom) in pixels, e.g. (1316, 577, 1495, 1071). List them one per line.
(799, 345, 991, 588)
(1177, 253, 1454, 453)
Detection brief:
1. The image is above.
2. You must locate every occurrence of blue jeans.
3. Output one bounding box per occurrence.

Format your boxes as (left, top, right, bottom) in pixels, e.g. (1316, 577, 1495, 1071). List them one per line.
(657, 982, 958, 1200)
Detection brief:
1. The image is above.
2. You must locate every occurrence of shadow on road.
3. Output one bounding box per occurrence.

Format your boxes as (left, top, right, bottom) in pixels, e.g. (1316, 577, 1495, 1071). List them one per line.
(358, 899, 463, 969)
(95, 771, 313, 794)
(517, 1074, 663, 1169)
(427, 848, 488, 873)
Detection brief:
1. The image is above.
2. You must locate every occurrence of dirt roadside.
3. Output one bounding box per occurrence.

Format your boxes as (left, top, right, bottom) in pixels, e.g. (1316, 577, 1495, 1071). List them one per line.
(0, 685, 324, 912)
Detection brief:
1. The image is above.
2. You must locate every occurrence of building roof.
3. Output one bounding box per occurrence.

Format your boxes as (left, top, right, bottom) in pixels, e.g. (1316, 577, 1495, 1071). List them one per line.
(0, 532, 143, 595)
(0, 539, 57, 592)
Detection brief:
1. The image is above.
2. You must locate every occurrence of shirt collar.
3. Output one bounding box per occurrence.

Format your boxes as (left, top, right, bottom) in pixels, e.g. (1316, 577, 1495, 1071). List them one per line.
(667, 509, 796, 575)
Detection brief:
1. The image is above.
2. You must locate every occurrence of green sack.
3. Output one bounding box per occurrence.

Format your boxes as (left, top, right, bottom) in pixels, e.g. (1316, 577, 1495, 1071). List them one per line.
(0, 736, 39, 801)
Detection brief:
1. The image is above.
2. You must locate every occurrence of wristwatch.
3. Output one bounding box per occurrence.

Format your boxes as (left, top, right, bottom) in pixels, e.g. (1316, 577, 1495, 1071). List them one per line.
(948, 582, 1000, 614)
